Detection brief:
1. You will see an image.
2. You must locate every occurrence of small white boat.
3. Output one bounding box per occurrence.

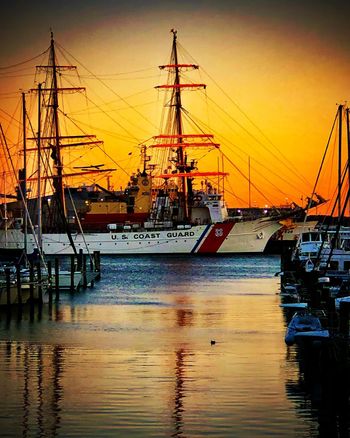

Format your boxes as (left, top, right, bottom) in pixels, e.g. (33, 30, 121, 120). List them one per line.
(335, 295, 350, 310)
(0, 281, 48, 305)
(280, 302, 308, 309)
(285, 312, 324, 345)
(294, 330, 330, 342)
(280, 283, 300, 297)
(51, 270, 82, 290)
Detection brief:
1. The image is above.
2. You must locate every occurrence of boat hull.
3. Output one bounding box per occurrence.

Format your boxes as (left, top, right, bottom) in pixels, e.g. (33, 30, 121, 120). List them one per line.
(0, 218, 281, 256)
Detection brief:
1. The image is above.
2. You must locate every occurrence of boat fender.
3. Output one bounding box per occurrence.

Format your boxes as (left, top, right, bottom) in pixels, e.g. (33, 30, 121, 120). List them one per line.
(305, 258, 314, 273)
(193, 195, 203, 202)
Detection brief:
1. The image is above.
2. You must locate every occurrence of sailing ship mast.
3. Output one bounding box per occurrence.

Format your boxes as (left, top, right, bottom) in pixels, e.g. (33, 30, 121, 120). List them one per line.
(34, 32, 88, 231)
(153, 30, 228, 222)
(21, 92, 28, 255)
(48, 32, 67, 222)
(170, 29, 187, 218)
(338, 104, 343, 220)
(347, 107, 350, 217)
(25, 32, 115, 235)
(37, 83, 42, 249)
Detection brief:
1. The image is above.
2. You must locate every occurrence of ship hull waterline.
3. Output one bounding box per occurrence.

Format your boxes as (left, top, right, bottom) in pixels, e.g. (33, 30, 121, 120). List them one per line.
(0, 219, 281, 256)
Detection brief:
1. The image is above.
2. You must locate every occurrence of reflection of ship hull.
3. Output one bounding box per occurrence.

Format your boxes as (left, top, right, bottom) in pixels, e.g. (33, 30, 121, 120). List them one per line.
(0, 218, 280, 255)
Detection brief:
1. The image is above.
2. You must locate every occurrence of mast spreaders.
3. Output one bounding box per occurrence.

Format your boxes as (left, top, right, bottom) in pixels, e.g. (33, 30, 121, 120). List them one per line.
(154, 29, 228, 221)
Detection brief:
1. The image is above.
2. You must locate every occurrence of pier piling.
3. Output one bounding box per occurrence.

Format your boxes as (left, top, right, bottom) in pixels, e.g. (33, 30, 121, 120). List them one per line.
(54, 258, 60, 301)
(93, 251, 101, 281)
(77, 249, 83, 271)
(5, 268, 11, 310)
(70, 255, 75, 293)
(82, 255, 87, 289)
(339, 301, 350, 336)
(89, 256, 94, 288)
(15, 265, 22, 305)
(36, 263, 43, 305)
(29, 261, 34, 320)
(47, 260, 53, 305)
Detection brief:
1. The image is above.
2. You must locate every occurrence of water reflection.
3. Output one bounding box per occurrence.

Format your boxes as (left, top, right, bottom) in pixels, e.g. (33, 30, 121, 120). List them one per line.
(172, 298, 194, 437)
(172, 348, 186, 437)
(0, 340, 64, 437)
(285, 341, 350, 437)
(175, 296, 194, 328)
(280, 286, 350, 437)
(2, 255, 340, 437)
(22, 343, 29, 438)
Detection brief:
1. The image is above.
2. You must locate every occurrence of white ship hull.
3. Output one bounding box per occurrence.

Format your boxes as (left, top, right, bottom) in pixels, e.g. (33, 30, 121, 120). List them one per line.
(0, 218, 280, 255)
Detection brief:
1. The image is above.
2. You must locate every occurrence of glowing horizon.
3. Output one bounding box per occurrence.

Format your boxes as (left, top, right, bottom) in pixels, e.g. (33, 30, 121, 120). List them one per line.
(1, 1, 350, 209)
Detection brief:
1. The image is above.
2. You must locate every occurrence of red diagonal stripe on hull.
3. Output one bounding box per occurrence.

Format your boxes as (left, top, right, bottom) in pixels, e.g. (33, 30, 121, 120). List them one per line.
(197, 223, 235, 253)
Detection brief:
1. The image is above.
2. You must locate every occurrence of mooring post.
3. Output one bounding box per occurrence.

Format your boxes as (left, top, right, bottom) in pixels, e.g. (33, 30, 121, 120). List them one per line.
(29, 261, 34, 319)
(89, 256, 94, 288)
(47, 260, 53, 305)
(339, 301, 350, 336)
(16, 264, 22, 308)
(70, 254, 75, 293)
(77, 249, 83, 271)
(310, 288, 321, 309)
(5, 268, 11, 309)
(54, 257, 60, 301)
(323, 289, 337, 329)
(15, 264, 22, 320)
(82, 254, 87, 289)
(93, 251, 101, 281)
(36, 262, 43, 305)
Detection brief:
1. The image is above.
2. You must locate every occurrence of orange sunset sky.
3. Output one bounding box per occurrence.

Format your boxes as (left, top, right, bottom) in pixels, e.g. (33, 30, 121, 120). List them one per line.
(1, 0, 350, 210)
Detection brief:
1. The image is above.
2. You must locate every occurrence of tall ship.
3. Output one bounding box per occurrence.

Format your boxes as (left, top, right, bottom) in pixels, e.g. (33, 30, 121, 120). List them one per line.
(0, 31, 282, 256)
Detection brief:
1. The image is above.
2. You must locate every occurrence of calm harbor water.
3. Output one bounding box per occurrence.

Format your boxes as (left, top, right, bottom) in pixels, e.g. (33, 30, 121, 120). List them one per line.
(0, 255, 348, 437)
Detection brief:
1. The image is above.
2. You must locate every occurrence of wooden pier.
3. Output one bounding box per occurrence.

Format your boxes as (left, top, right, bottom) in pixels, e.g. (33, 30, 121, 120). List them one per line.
(47, 250, 101, 298)
(0, 250, 101, 309)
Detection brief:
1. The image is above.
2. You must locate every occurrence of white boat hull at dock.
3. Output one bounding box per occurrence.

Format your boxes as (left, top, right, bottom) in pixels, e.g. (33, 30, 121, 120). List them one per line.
(0, 218, 280, 255)
(0, 282, 48, 306)
(52, 270, 83, 290)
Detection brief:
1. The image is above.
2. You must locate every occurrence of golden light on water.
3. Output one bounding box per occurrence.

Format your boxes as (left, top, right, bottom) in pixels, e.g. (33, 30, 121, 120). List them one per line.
(0, 253, 342, 436)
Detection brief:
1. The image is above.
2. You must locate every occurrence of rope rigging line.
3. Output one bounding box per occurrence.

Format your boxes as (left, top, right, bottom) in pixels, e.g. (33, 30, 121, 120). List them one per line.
(57, 68, 148, 143)
(178, 39, 313, 188)
(224, 181, 249, 206)
(200, 90, 313, 189)
(75, 73, 160, 81)
(67, 99, 158, 117)
(65, 87, 155, 116)
(55, 42, 159, 132)
(57, 109, 132, 178)
(66, 186, 93, 261)
(0, 48, 50, 70)
(0, 73, 39, 79)
(0, 105, 22, 133)
(220, 150, 278, 208)
(155, 88, 282, 206)
(168, 38, 312, 201)
(0, 123, 48, 271)
(64, 67, 155, 78)
(186, 102, 295, 193)
(0, 66, 39, 76)
(66, 115, 137, 143)
(304, 108, 338, 216)
(181, 107, 298, 200)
